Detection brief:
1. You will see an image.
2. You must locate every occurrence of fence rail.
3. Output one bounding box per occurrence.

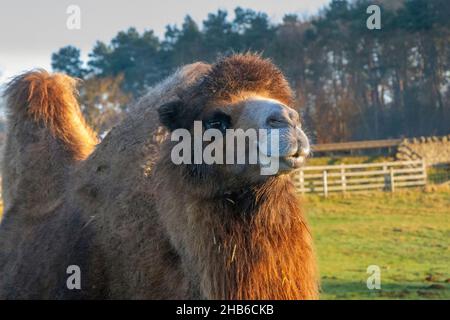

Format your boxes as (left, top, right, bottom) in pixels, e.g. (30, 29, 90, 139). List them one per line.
(312, 138, 402, 152)
(293, 160, 426, 196)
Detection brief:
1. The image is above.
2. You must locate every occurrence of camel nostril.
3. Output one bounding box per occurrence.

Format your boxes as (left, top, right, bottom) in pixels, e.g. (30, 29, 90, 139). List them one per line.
(292, 150, 301, 158)
(299, 147, 310, 157)
(290, 146, 309, 158)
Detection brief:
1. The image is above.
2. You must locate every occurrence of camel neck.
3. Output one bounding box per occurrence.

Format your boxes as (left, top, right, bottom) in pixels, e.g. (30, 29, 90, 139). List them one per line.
(152, 166, 319, 299)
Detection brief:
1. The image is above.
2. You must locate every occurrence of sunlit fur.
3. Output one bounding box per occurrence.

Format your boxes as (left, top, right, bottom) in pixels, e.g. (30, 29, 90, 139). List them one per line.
(154, 54, 318, 299)
(0, 54, 318, 299)
(4, 70, 98, 160)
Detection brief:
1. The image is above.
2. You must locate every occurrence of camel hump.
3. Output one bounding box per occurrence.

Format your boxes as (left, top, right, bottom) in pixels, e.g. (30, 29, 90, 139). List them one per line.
(4, 70, 98, 160)
(1, 70, 98, 215)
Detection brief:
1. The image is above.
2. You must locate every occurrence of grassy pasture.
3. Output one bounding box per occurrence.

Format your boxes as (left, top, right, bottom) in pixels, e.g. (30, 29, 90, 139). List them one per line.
(0, 188, 448, 299)
(305, 189, 450, 299)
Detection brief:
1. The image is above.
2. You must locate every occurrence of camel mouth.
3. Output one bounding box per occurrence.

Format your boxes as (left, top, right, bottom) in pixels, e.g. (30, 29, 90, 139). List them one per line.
(279, 154, 305, 170)
(258, 149, 305, 174)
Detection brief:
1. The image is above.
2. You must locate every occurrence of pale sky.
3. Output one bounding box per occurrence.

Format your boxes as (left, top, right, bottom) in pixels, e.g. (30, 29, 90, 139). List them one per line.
(0, 0, 331, 85)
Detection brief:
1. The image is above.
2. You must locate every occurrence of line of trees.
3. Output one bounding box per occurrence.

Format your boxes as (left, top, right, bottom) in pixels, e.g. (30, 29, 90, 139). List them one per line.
(52, 0, 450, 142)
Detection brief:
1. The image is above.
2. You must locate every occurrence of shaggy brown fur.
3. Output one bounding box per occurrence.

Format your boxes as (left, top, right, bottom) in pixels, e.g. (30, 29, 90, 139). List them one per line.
(5, 70, 98, 159)
(0, 54, 318, 299)
(199, 53, 294, 105)
(1, 70, 98, 216)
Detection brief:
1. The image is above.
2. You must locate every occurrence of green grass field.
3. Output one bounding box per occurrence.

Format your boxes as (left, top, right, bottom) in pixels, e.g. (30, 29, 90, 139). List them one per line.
(0, 189, 448, 299)
(305, 189, 450, 299)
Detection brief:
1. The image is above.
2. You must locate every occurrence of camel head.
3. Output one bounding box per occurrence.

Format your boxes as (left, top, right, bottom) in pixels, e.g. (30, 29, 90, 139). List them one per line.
(157, 54, 310, 191)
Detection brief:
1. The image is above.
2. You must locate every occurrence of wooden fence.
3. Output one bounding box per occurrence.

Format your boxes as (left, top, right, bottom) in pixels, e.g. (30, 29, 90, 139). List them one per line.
(293, 160, 427, 196)
(312, 138, 402, 152)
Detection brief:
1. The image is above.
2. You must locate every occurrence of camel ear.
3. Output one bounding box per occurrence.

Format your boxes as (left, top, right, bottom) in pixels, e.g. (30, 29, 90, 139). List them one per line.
(158, 100, 184, 131)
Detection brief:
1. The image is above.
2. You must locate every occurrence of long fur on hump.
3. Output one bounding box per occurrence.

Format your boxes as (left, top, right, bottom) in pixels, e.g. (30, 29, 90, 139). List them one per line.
(4, 70, 98, 160)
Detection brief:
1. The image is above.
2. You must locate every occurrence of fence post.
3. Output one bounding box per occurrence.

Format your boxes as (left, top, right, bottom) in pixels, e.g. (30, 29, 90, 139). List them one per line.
(323, 170, 328, 197)
(389, 168, 395, 192)
(383, 164, 389, 191)
(299, 170, 305, 194)
(340, 164, 346, 194)
(422, 160, 427, 185)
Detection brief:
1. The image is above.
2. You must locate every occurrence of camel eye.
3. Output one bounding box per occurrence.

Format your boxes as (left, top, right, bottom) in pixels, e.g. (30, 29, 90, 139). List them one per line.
(206, 120, 223, 129)
(204, 112, 230, 133)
